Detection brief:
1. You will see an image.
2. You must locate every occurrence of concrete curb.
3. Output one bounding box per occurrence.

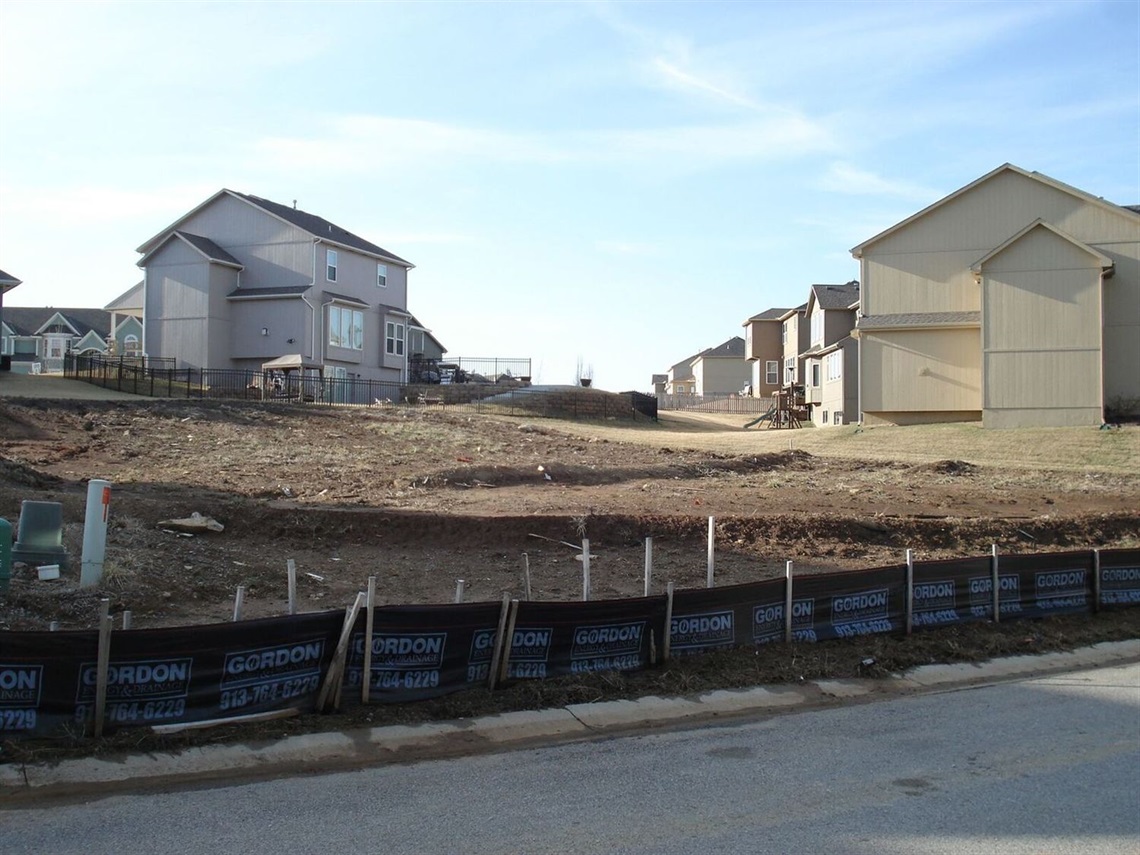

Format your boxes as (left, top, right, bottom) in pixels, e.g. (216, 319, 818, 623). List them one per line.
(4, 640, 1137, 799)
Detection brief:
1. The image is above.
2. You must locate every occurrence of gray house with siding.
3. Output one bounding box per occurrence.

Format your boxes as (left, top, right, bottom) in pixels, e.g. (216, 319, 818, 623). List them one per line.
(136, 190, 444, 382)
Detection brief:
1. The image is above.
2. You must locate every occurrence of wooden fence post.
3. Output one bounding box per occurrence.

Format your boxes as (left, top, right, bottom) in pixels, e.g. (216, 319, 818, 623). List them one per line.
(784, 561, 794, 643)
(644, 537, 653, 597)
(991, 544, 1000, 624)
(362, 576, 376, 703)
(706, 517, 715, 588)
(905, 549, 914, 636)
(93, 599, 112, 738)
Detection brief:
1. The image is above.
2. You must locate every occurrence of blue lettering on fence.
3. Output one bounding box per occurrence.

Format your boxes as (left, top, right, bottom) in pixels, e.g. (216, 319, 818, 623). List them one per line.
(671, 610, 734, 652)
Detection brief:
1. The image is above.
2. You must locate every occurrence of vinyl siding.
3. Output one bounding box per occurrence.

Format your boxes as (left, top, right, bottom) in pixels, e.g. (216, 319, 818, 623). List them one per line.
(860, 328, 981, 416)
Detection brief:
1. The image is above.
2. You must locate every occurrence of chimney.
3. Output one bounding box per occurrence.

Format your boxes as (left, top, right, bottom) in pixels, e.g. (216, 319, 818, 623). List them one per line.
(292, 200, 297, 209)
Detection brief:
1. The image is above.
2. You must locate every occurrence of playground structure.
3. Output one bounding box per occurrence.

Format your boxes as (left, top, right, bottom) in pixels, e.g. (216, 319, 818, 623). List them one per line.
(745, 386, 808, 429)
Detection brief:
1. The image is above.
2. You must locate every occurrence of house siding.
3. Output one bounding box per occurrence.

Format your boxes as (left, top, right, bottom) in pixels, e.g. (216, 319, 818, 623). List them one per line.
(860, 328, 981, 418)
(857, 167, 1140, 426)
(231, 299, 308, 361)
(145, 239, 214, 369)
(694, 357, 751, 396)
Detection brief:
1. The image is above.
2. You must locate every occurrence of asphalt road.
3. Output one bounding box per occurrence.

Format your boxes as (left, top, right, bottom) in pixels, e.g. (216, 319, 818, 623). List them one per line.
(4, 663, 1138, 855)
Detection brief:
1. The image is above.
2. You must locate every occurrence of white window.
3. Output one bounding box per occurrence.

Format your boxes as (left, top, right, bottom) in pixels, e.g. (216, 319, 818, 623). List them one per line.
(47, 335, 68, 359)
(328, 306, 363, 350)
(811, 363, 821, 387)
(822, 410, 828, 425)
(386, 321, 405, 356)
(326, 249, 338, 282)
(811, 311, 823, 344)
(827, 351, 842, 381)
(784, 357, 795, 385)
(123, 334, 141, 356)
(834, 411, 843, 425)
(765, 360, 778, 385)
(781, 322, 788, 345)
(377, 263, 388, 288)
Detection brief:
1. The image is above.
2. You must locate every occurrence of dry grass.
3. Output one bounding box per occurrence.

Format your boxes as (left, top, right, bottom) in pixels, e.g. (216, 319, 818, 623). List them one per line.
(549, 412, 1140, 476)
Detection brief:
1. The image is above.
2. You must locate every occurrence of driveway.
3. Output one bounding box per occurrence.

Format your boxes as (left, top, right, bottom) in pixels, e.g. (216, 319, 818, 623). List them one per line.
(0, 372, 143, 401)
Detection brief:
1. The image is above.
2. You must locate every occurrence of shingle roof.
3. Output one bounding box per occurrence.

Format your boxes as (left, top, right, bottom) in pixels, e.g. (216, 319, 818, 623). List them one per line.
(745, 307, 792, 322)
(2, 307, 111, 338)
(226, 286, 310, 299)
(857, 311, 980, 330)
(231, 192, 412, 266)
(811, 281, 860, 310)
(696, 336, 746, 359)
(1122, 205, 1140, 214)
(176, 231, 244, 267)
(323, 291, 370, 308)
(0, 268, 21, 287)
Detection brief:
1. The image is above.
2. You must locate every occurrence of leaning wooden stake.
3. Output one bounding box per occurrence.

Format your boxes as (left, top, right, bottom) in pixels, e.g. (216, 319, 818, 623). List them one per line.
(362, 576, 376, 704)
(317, 592, 366, 711)
(522, 553, 532, 601)
(498, 599, 520, 685)
(93, 598, 112, 738)
(487, 593, 512, 690)
(232, 585, 246, 622)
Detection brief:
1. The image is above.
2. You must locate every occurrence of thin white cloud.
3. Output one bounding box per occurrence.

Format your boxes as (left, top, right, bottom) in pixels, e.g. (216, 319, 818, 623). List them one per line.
(648, 57, 759, 110)
(817, 163, 937, 202)
(252, 112, 837, 175)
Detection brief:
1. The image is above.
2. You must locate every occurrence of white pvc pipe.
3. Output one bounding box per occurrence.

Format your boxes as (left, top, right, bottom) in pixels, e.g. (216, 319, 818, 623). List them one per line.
(80, 480, 113, 588)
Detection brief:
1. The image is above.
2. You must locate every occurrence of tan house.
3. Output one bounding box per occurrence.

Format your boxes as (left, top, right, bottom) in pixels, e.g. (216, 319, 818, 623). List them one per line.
(800, 282, 860, 427)
(851, 164, 1140, 428)
(779, 304, 810, 387)
(691, 336, 750, 396)
(742, 307, 791, 399)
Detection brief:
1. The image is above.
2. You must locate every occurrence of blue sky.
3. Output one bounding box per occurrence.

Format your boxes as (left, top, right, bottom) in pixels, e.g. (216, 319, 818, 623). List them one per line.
(1, 0, 1137, 392)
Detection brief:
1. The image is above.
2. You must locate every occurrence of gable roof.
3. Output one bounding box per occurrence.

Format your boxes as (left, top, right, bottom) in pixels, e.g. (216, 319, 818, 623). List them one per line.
(856, 311, 980, 332)
(743, 307, 792, 324)
(0, 268, 21, 291)
(970, 219, 1115, 276)
(136, 190, 413, 268)
(777, 303, 808, 322)
(104, 281, 143, 312)
(809, 281, 860, 310)
(2, 307, 111, 338)
(138, 230, 244, 269)
(850, 163, 1140, 258)
(695, 336, 746, 360)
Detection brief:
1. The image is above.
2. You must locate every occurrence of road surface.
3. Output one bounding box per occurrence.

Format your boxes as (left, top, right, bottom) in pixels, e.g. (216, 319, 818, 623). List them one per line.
(4, 662, 1138, 854)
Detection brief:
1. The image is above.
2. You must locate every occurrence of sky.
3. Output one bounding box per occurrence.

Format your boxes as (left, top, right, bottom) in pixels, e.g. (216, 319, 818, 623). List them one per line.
(1, 0, 1138, 392)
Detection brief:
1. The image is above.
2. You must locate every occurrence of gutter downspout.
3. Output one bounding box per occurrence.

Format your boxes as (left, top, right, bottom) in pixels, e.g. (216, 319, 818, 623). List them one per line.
(299, 239, 320, 361)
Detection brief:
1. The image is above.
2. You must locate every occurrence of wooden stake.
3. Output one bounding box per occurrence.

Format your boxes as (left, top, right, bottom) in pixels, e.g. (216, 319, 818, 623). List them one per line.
(663, 582, 674, 661)
(522, 553, 532, 601)
(706, 516, 715, 588)
(784, 561, 794, 643)
(49, 621, 59, 632)
(232, 585, 246, 622)
(905, 549, 914, 636)
(93, 599, 112, 738)
(990, 543, 1000, 624)
(362, 576, 376, 704)
(644, 536, 653, 597)
(1092, 548, 1101, 613)
(487, 593, 512, 690)
(316, 591, 366, 711)
(498, 599, 520, 684)
(287, 559, 297, 615)
(581, 538, 591, 602)
(121, 610, 132, 631)
(455, 579, 465, 603)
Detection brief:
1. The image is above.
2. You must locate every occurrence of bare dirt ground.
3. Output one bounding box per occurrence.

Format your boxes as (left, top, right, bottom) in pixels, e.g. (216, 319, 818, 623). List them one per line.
(1, 391, 1137, 759)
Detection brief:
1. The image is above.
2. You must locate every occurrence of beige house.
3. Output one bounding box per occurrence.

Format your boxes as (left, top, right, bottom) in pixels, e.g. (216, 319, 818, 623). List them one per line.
(851, 164, 1140, 428)
(741, 307, 790, 398)
(690, 336, 749, 395)
(779, 304, 809, 387)
(801, 282, 860, 427)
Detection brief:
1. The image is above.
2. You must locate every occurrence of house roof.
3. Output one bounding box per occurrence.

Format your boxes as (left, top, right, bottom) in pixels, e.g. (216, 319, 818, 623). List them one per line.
(970, 219, 1114, 275)
(406, 313, 447, 355)
(695, 336, 746, 360)
(851, 164, 1140, 258)
(2, 307, 111, 338)
(0, 268, 21, 292)
(323, 291, 370, 308)
(137, 230, 245, 269)
(810, 281, 860, 310)
(227, 286, 310, 300)
(743, 307, 792, 324)
(230, 192, 412, 267)
(137, 190, 413, 268)
(777, 303, 808, 321)
(856, 311, 980, 332)
(668, 353, 698, 380)
(1125, 205, 1140, 214)
(104, 281, 143, 312)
